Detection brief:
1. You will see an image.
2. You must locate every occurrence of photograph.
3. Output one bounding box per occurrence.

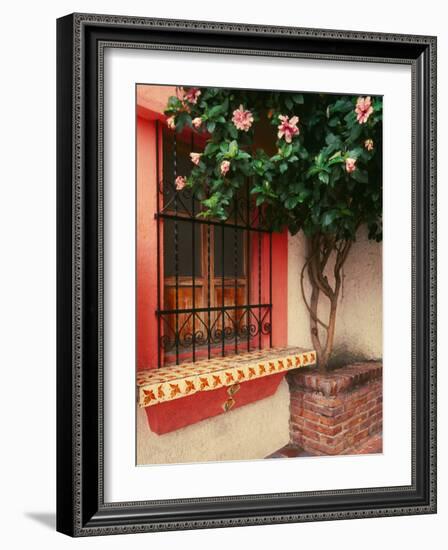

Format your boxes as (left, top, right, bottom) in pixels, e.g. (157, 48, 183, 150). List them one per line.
(136, 83, 383, 465)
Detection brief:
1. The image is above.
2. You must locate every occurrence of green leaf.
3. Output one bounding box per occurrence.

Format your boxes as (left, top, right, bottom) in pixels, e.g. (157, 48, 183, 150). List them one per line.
(318, 172, 330, 184)
(167, 96, 183, 110)
(285, 97, 294, 110)
(351, 169, 368, 183)
(175, 112, 191, 131)
(204, 142, 220, 155)
(349, 124, 362, 141)
(325, 133, 339, 146)
(307, 165, 321, 177)
(237, 151, 251, 160)
(228, 140, 239, 157)
(208, 105, 224, 118)
(292, 93, 304, 104)
(347, 147, 363, 159)
(279, 162, 288, 174)
(321, 210, 339, 226)
(283, 144, 293, 158)
(228, 125, 238, 138)
(330, 98, 352, 113)
(344, 111, 357, 127)
(284, 197, 298, 209)
(207, 121, 216, 133)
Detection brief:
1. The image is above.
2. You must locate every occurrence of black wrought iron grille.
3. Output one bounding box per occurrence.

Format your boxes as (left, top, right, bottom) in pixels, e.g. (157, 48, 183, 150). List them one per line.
(155, 121, 273, 367)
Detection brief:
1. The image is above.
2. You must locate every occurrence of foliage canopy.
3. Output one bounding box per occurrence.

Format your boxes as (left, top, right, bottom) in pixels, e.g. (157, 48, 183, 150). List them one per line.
(165, 87, 383, 243)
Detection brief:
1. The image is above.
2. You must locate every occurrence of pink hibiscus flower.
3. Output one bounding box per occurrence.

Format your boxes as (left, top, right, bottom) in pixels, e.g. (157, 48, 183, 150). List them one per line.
(232, 105, 254, 132)
(183, 88, 201, 105)
(364, 138, 374, 151)
(220, 160, 231, 176)
(355, 96, 374, 124)
(345, 158, 357, 173)
(175, 176, 187, 191)
(166, 116, 176, 130)
(277, 115, 300, 143)
(190, 152, 202, 166)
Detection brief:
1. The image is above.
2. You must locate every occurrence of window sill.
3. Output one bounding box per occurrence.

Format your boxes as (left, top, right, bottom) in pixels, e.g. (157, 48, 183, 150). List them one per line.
(137, 346, 316, 408)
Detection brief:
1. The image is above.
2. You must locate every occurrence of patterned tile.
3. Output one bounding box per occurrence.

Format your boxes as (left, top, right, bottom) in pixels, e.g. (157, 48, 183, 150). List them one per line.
(137, 346, 316, 407)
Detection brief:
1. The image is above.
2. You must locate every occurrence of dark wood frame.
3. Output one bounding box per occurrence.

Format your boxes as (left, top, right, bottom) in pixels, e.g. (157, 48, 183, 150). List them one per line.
(57, 13, 437, 537)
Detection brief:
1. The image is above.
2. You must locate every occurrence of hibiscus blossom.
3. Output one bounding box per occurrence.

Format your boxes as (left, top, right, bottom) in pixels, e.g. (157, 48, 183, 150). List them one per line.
(190, 152, 202, 166)
(166, 116, 176, 130)
(355, 96, 374, 124)
(232, 105, 254, 132)
(183, 88, 201, 105)
(175, 176, 187, 191)
(364, 138, 374, 151)
(345, 158, 357, 173)
(220, 160, 231, 176)
(277, 115, 300, 143)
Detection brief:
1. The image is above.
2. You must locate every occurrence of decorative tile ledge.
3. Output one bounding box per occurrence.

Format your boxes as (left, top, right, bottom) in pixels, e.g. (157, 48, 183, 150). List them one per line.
(137, 346, 316, 408)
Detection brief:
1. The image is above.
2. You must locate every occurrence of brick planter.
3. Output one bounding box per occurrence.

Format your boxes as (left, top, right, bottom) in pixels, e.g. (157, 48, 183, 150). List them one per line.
(287, 362, 382, 455)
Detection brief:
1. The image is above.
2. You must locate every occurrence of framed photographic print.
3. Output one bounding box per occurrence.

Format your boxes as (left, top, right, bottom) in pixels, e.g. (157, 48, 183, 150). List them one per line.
(56, 13, 437, 536)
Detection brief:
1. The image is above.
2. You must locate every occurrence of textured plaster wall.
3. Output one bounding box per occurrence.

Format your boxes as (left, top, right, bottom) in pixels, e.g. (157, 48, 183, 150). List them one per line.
(287, 226, 382, 362)
(137, 378, 290, 464)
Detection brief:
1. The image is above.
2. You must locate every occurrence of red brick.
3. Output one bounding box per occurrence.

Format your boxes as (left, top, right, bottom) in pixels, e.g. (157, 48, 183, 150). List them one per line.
(344, 395, 368, 412)
(306, 394, 344, 408)
(302, 427, 321, 442)
(304, 420, 343, 437)
(301, 409, 323, 423)
(290, 405, 303, 417)
(304, 401, 344, 418)
(368, 422, 380, 435)
(342, 412, 368, 431)
(354, 428, 370, 443)
(318, 415, 339, 427)
(359, 417, 372, 431)
(321, 432, 346, 446)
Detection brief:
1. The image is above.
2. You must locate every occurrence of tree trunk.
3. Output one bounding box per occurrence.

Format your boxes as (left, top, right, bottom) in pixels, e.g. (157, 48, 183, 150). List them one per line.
(301, 234, 351, 372)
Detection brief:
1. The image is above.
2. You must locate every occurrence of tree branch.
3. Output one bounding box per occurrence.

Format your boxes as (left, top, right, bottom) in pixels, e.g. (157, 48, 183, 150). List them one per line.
(300, 256, 329, 330)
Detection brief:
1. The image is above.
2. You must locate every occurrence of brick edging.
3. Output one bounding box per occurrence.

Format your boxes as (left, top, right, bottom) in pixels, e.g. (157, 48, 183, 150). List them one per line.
(288, 361, 382, 397)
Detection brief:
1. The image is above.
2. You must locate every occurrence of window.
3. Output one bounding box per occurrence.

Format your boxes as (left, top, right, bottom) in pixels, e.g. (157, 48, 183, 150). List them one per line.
(155, 124, 273, 367)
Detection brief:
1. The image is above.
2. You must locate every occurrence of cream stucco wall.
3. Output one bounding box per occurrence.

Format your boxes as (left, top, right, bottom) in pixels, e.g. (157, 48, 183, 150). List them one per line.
(287, 226, 382, 363)
(137, 378, 290, 465)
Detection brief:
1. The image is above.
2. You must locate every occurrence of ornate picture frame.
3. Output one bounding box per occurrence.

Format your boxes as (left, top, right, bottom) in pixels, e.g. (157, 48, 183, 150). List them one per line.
(56, 13, 436, 536)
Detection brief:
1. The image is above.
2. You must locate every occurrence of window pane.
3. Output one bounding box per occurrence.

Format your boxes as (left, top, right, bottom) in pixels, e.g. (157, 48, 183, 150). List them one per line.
(214, 226, 244, 277)
(163, 219, 202, 277)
